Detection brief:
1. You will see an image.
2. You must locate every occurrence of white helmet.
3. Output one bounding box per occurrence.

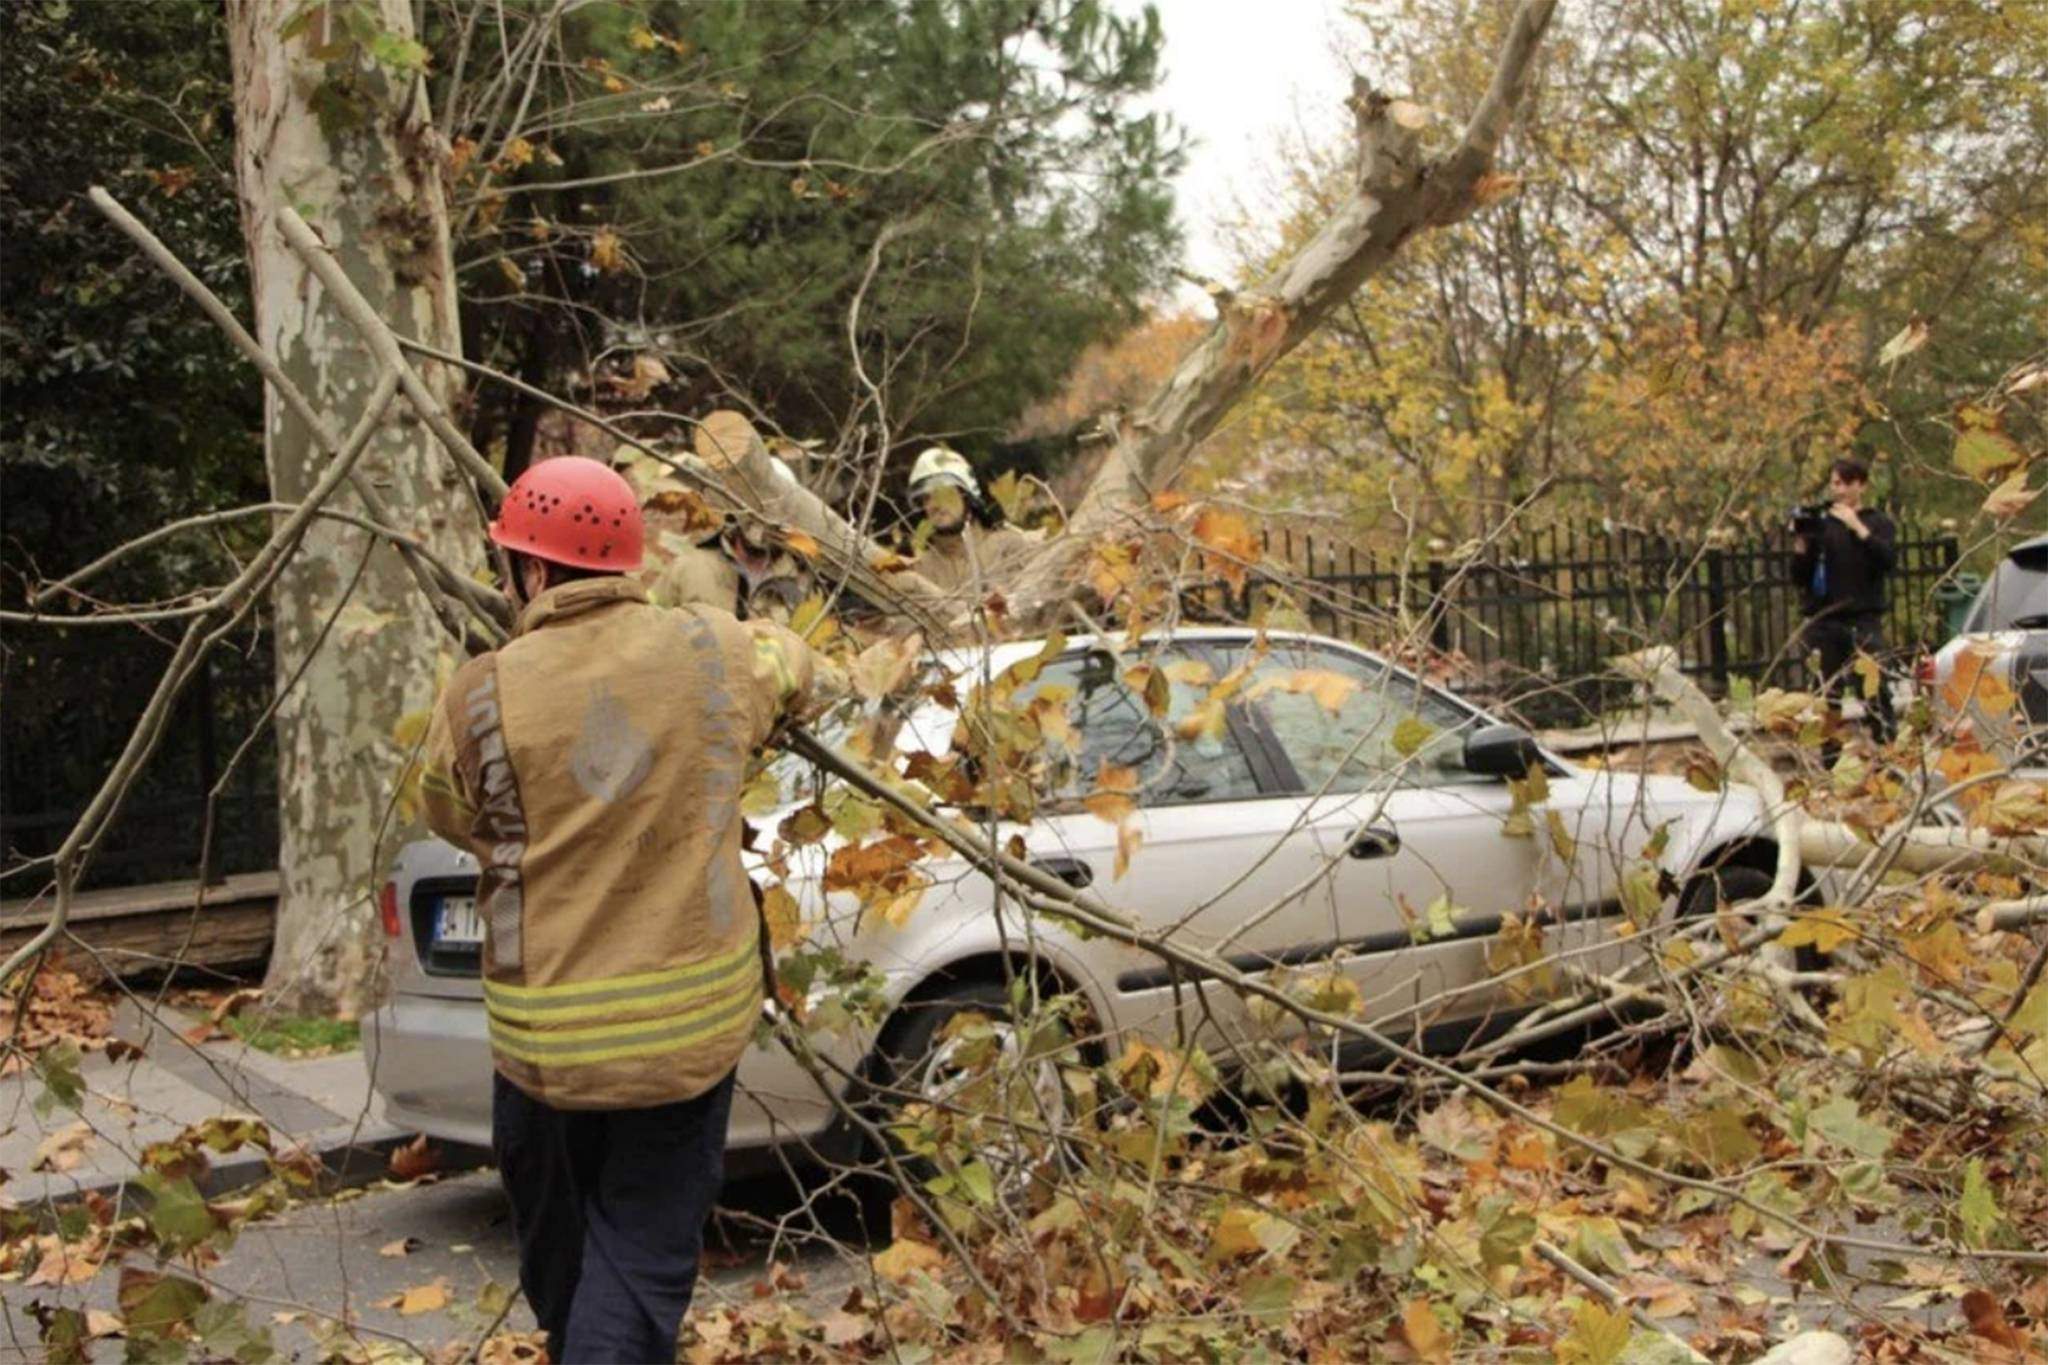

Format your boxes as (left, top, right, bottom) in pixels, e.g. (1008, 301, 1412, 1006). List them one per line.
(908, 445, 979, 501)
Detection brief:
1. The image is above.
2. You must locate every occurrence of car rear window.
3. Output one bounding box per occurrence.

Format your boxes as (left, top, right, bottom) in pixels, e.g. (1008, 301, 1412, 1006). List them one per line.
(1965, 542, 2048, 632)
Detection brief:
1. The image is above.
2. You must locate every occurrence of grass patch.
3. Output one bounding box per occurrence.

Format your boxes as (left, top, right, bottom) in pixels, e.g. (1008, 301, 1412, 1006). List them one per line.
(224, 1014, 361, 1058)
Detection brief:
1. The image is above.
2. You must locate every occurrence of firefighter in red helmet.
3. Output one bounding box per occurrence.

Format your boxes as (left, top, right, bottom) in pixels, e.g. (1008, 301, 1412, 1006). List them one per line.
(419, 455, 829, 1363)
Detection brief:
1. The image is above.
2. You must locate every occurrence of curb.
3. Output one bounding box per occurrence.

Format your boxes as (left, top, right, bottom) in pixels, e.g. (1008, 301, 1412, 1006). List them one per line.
(11, 1124, 494, 1222)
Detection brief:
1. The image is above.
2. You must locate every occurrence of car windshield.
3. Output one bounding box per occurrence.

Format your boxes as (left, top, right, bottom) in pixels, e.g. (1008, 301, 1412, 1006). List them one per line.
(1965, 543, 2048, 632)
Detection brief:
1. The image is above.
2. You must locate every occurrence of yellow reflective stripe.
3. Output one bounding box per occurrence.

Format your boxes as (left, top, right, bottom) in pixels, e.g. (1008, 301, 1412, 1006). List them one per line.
(488, 977, 760, 1067)
(481, 930, 757, 1008)
(485, 951, 758, 1027)
(490, 969, 753, 1047)
(752, 635, 799, 705)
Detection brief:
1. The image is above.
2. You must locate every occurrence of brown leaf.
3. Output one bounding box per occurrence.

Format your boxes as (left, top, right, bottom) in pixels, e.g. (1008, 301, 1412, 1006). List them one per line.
(388, 1134, 439, 1182)
(32, 1121, 93, 1174)
(378, 1237, 421, 1258)
(381, 1278, 452, 1316)
(1471, 172, 1521, 206)
(1962, 1289, 2030, 1352)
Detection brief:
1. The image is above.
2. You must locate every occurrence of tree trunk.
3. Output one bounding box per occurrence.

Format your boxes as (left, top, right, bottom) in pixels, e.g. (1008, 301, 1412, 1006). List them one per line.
(229, 0, 473, 1016)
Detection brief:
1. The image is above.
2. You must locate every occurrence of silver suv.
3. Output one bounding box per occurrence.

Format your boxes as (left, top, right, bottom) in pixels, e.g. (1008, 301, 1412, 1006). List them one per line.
(364, 628, 1786, 1164)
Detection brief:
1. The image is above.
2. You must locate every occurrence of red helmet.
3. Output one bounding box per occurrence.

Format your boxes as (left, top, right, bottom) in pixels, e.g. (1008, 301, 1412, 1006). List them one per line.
(490, 457, 644, 571)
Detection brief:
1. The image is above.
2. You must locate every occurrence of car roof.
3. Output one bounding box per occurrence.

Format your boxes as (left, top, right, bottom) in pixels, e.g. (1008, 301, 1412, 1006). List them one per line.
(931, 627, 1377, 680)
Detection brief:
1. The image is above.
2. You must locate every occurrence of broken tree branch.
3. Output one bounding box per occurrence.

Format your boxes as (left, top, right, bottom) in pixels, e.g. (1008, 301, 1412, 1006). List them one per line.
(1008, 0, 1558, 618)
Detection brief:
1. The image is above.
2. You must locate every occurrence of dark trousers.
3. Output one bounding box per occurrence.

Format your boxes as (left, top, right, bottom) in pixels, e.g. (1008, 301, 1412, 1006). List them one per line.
(493, 1069, 736, 1364)
(1801, 612, 1895, 743)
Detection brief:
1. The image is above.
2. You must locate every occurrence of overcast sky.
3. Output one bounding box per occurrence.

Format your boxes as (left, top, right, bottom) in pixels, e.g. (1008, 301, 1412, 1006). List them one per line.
(1144, 0, 1355, 303)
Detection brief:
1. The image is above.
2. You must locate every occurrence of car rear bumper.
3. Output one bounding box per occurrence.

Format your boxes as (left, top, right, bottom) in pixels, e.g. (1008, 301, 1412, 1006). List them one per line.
(364, 992, 853, 1157)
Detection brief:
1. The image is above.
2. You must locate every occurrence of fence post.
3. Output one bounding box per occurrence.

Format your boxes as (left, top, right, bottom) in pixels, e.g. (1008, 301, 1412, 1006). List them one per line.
(1426, 558, 1451, 655)
(1704, 546, 1731, 693)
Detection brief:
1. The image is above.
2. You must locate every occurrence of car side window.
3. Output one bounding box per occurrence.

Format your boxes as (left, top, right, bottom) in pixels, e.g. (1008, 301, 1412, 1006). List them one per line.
(1028, 650, 1262, 806)
(1237, 644, 1490, 793)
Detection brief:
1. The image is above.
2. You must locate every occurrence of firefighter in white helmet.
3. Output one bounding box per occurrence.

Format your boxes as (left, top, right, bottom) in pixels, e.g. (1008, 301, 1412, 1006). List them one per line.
(904, 445, 1035, 594)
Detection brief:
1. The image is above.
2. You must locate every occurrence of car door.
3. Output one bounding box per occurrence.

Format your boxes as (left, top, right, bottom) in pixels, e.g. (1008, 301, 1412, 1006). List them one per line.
(1014, 644, 1335, 1062)
(1217, 639, 1577, 1047)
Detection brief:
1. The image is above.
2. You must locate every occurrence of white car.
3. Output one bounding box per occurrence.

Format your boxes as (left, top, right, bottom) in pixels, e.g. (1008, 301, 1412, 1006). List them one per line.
(1929, 534, 2048, 776)
(364, 628, 1787, 1166)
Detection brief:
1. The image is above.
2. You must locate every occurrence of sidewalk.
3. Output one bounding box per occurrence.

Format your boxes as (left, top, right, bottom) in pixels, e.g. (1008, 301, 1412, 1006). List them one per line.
(1, 996, 444, 1212)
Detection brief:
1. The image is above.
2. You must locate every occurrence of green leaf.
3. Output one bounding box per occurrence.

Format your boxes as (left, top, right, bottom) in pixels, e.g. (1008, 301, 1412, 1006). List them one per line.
(1955, 426, 2025, 482)
(1392, 713, 1435, 757)
(1959, 1157, 2001, 1246)
(33, 1305, 90, 1365)
(1684, 1105, 1761, 1172)
(1242, 1272, 1297, 1318)
(193, 1301, 278, 1364)
(141, 1174, 220, 1253)
(32, 1040, 84, 1117)
(120, 1270, 209, 1340)
(956, 1160, 996, 1208)
(1477, 1197, 1537, 1269)
(1807, 1095, 1894, 1159)
(366, 29, 430, 74)
(1042, 1327, 1115, 1365)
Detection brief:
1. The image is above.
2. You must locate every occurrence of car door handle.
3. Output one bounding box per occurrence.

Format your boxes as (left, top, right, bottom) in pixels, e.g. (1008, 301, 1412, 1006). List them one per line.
(1347, 826, 1401, 860)
(1032, 856, 1095, 889)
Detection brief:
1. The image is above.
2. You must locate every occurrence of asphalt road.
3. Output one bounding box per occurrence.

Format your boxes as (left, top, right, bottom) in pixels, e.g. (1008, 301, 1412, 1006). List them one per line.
(2, 1167, 878, 1362)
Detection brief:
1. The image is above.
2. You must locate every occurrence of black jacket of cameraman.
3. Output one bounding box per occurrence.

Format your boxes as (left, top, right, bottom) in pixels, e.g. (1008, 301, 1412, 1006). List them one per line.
(1792, 507, 1896, 619)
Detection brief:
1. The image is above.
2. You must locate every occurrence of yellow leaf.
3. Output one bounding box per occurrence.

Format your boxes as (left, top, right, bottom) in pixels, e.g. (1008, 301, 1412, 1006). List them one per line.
(1114, 816, 1143, 880)
(782, 529, 820, 560)
(1164, 659, 1215, 687)
(391, 709, 430, 749)
(1557, 1301, 1633, 1365)
(628, 24, 660, 50)
(502, 137, 534, 168)
(1173, 697, 1227, 743)
(760, 884, 804, 950)
(873, 1237, 947, 1282)
(1877, 318, 1929, 366)
(1400, 1300, 1451, 1364)
(1778, 908, 1859, 954)
(1392, 713, 1435, 757)
(395, 1279, 450, 1316)
(850, 632, 924, 701)
(1982, 468, 2039, 521)
(590, 227, 627, 274)
(1955, 426, 2024, 482)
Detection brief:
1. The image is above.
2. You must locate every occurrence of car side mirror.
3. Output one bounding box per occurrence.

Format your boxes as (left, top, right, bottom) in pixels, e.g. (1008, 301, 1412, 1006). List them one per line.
(1463, 724, 1541, 779)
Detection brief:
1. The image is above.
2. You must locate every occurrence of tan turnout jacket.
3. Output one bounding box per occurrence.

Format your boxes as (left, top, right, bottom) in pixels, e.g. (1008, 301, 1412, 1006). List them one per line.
(420, 577, 817, 1110)
(912, 523, 1038, 594)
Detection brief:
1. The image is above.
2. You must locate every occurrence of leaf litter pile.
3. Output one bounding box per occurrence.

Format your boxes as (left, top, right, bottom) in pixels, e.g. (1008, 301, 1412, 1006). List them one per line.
(5, 667, 2047, 1361)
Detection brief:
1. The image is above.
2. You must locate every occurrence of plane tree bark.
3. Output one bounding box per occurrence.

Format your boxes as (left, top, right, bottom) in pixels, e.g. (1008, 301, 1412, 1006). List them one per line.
(228, 0, 474, 1014)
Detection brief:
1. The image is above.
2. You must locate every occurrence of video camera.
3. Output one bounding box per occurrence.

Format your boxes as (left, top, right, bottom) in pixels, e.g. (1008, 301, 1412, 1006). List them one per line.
(1787, 501, 1832, 535)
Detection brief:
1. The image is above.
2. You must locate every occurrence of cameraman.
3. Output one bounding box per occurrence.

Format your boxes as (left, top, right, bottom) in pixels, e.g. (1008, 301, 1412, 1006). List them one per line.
(1791, 458, 1897, 742)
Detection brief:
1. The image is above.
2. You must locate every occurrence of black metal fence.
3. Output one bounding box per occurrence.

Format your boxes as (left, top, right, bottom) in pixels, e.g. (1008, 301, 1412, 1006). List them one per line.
(1, 630, 278, 892)
(1250, 519, 1961, 727)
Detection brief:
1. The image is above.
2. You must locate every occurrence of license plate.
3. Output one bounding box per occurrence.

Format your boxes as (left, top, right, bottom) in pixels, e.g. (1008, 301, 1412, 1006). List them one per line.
(433, 895, 483, 947)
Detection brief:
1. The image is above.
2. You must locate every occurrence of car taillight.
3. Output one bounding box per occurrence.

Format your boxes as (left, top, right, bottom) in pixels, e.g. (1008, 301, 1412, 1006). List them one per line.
(1914, 656, 1936, 687)
(379, 881, 401, 938)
